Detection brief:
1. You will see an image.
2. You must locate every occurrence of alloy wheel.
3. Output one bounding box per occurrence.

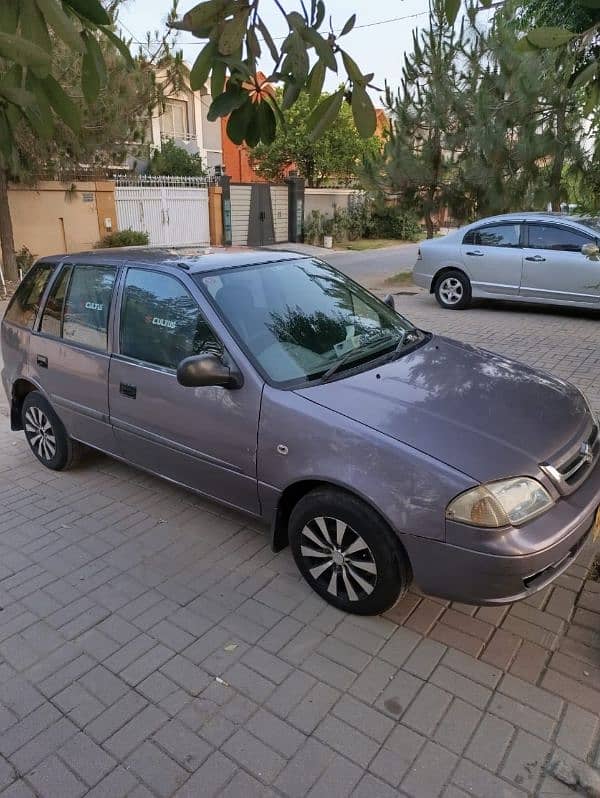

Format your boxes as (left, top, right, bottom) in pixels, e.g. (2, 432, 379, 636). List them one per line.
(300, 516, 378, 602)
(24, 406, 57, 462)
(439, 277, 464, 305)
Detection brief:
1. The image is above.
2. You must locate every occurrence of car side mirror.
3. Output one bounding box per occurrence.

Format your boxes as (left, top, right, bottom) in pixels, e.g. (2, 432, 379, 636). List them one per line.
(581, 242, 600, 259)
(176, 353, 243, 389)
(383, 294, 395, 310)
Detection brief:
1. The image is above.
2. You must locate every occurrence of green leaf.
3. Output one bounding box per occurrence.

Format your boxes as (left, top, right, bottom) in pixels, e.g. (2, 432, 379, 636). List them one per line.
(282, 78, 303, 110)
(579, 0, 600, 8)
(307, 59, 326, 106)
(0, 0, 19, 35)
(100, 26, 134, 66)
(22, 76, 53, 138)
(342, 51, 363, 83)
(63, 0, 110, 25)
(245, 107, 261, 147)
(0, 86, 36, 107)
(526, 27, 576, 49)
(340, 14, 356, 36)
(247, 27, 261, 59)
(226, 99, 253, 145)
(584, 80, 600, 115)
(351, 83, 376, 138)
(445, 0, 460, 24)
(207, 84, 246, 121)
(307, 87, 344, 140)
(218, 9, 249, 56)
(314, 0, 325, 29)
(0, 32, 51, 75)
(21, 0, 52, 53)
(287, 11, 306, 30)
(40, 74, 80, 131)
(211, 59, 226, 98)
(36, 0, 85, 53)
(302, 27, 336, 71)
(281, 31, 309, 81)
(190, 41, 216, 90)
(81, 31, 107, 104)
(572, 61, 598, 89)
(514, 36, 537, 53)
(175, 0, 228, 33)
(258, 17, 279, 62)
(256, 100, 276, 144)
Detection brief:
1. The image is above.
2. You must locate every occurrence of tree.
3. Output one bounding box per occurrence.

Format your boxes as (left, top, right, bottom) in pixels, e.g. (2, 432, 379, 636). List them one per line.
(362, 1, 465, 238)
(150, 139, 206, 176)
(249, 89, 380, 187)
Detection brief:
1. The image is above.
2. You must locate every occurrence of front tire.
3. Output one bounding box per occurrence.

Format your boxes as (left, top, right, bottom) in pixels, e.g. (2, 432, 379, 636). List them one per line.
(22, 391, 82, 471)
(289, 488, 411, 615)
(434, 270, 471, 309)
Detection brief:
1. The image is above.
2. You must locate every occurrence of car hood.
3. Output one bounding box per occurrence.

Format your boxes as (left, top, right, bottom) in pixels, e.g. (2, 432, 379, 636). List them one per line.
(296, 335, 589, 482)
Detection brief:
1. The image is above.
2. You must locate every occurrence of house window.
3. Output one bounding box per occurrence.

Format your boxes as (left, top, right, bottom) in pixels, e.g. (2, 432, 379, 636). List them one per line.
(160, 99, 189, 139)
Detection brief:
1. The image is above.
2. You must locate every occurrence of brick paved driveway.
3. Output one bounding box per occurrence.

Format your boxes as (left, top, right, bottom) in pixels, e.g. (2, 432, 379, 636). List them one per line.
(0, 293, 599, 798)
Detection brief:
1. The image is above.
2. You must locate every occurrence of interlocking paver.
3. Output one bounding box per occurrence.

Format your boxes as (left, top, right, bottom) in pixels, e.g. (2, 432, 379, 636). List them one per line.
(26, 754, 86, 798)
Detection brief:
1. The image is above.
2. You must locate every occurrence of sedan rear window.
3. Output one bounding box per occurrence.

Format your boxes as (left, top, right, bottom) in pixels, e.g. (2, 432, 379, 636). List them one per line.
(4, 263, 54, 328)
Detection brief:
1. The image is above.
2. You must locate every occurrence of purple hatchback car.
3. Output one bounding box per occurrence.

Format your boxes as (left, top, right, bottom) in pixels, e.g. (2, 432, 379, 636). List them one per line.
(2, 249, 600, 615)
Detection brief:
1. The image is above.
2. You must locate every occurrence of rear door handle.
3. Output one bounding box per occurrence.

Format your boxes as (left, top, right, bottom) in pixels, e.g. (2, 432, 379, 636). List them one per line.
(36, 355, 48, 368)
(465, 250, 484, 256)
(525, 255, 546, 262)
(119, 382, 137, 399)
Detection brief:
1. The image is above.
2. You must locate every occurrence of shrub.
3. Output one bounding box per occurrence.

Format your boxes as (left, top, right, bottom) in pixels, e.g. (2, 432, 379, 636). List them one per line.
(303, 210, 324, 245)
(367, 206, 422, 241)
(96, 229, 149, 248)
(16, 246, 35, 274)
(150, 139, 205, 177)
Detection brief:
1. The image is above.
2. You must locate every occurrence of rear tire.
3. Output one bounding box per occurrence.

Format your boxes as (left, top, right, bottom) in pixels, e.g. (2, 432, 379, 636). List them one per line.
(22, 391, 83, 471)
(434, 270, 471, 310)
(289, 487, 411, 615)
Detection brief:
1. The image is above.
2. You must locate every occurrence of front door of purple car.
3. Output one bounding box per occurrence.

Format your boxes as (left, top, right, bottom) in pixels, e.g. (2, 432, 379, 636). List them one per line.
(108, 267, 261, 514)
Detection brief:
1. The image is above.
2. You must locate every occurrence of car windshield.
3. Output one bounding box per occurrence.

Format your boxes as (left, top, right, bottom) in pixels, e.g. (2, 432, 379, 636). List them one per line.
(197, 258, 416, 387)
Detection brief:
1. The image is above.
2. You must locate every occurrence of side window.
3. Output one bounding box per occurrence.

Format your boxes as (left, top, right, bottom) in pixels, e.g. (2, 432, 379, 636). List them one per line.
(62, 264, 117, 351)
(527, 224, 592, 252)
(40, 265, 72, 338)
(4, 263, 54, 328)
(120, 269, 221, 370)
(473, 224, 520, 248)
(462, 230, 475, 245)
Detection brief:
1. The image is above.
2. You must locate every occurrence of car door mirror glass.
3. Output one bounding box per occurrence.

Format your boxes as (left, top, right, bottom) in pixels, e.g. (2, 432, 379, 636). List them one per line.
(581, 242, 600, 259)
(383, 294, 395, 310)
(176, 353, 243, 389)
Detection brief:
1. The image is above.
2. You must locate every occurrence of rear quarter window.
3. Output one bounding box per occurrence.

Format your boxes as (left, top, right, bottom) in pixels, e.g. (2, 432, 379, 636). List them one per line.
(4, 263, 54, 328)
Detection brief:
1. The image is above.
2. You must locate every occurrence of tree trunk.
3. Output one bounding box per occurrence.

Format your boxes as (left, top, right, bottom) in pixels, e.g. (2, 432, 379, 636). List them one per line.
(424, 210, 434, 239)
(549, 104, 567, 212)
(0, 169, 17, 282)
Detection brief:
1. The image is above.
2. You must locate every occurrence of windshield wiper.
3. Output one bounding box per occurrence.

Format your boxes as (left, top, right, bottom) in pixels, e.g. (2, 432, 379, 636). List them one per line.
(319, 335, 399, 383)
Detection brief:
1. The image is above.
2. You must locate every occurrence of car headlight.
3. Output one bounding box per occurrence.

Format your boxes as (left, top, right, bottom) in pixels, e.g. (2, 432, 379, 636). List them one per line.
(446, 477, 554, 529)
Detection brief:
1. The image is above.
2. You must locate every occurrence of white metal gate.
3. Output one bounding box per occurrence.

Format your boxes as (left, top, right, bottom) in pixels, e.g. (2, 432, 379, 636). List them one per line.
(115, 177, 211, 247)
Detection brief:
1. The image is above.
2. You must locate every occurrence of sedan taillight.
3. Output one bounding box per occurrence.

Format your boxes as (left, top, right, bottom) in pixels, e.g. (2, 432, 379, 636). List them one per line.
(417, 248, 422, 261)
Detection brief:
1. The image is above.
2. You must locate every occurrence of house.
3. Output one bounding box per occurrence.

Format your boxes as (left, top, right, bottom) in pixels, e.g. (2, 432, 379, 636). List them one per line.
(147, 69, 224, 171)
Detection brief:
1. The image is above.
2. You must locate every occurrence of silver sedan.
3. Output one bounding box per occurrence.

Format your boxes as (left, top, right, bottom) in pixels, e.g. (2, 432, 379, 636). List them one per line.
(413, 212, 600, 310)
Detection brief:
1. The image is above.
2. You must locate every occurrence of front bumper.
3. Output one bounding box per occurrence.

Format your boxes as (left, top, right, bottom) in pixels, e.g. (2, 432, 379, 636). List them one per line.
(401, 457, 600, 605)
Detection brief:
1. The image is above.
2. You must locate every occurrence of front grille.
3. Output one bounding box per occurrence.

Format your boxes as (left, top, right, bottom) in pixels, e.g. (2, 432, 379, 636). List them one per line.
(542, 422, 600, 495)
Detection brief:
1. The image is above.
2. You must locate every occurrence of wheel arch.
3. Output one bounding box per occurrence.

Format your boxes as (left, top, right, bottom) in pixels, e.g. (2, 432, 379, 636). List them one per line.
(10, 378, 40, 430)
(431, 265, 470, 294)
(270, 478, 411, 573)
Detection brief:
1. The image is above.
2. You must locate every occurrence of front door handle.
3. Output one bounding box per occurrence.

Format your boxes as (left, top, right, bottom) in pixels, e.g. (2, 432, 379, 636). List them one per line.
(119, 382, 137, 399)
(36, 354, 48, 368)
(465, 250, 484, 256)
(525, 255, 546, 262)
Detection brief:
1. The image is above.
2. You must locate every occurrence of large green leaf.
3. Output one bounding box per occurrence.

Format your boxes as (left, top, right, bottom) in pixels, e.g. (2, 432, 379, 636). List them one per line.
(572, 61, 598, 89)
(0, 0, 19, 35)
(40, 74, 80, 131)
(281, 31, 310, 81)
(100, 26, 134, 67)
(256, 100, 276, 144)
(302, 27, 337, 71)
(190, 41, 216, 90)
(211, 60, 226, 97)
(174, 0, 228, 33)
(226, 100, 253, 145)
(0, 86, 36, 108)
(21, 0, 52, 53)
(218, 9, 249, 56)
(341, 51, 363, 84)
(514, 36, 537, 53)
(207, 84, 246, 121)
(307, 59, 326, 107)
(307, 87, 344, 140)
(258, 17, 279, 62)
(445, 0, 461, 24)
(63, 0, 110, 25)
(245, 108, 261, 147)
(314, 0, 325, 28)
(81, 31, 107, 104)
(282, 77, 303, 110)
(36, 0, 85, 53)
(340, 14, 356, 36)
(579, 0, 600, 8)
(351, 83, 376, 138)
(0, 32, 51, 74)
(526, 27, 576, 49)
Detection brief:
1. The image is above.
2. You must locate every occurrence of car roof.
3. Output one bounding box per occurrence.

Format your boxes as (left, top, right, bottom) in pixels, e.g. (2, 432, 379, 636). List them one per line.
(466, 212, 591, 228)
(35, 247, 310, 274)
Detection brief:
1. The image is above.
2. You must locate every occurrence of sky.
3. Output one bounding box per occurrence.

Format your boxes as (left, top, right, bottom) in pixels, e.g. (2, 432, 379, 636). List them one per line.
(117, 0, 432, 106)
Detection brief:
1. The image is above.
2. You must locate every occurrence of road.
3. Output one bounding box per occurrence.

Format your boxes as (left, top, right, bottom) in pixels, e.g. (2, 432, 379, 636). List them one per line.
(271, 241, 420, 280)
